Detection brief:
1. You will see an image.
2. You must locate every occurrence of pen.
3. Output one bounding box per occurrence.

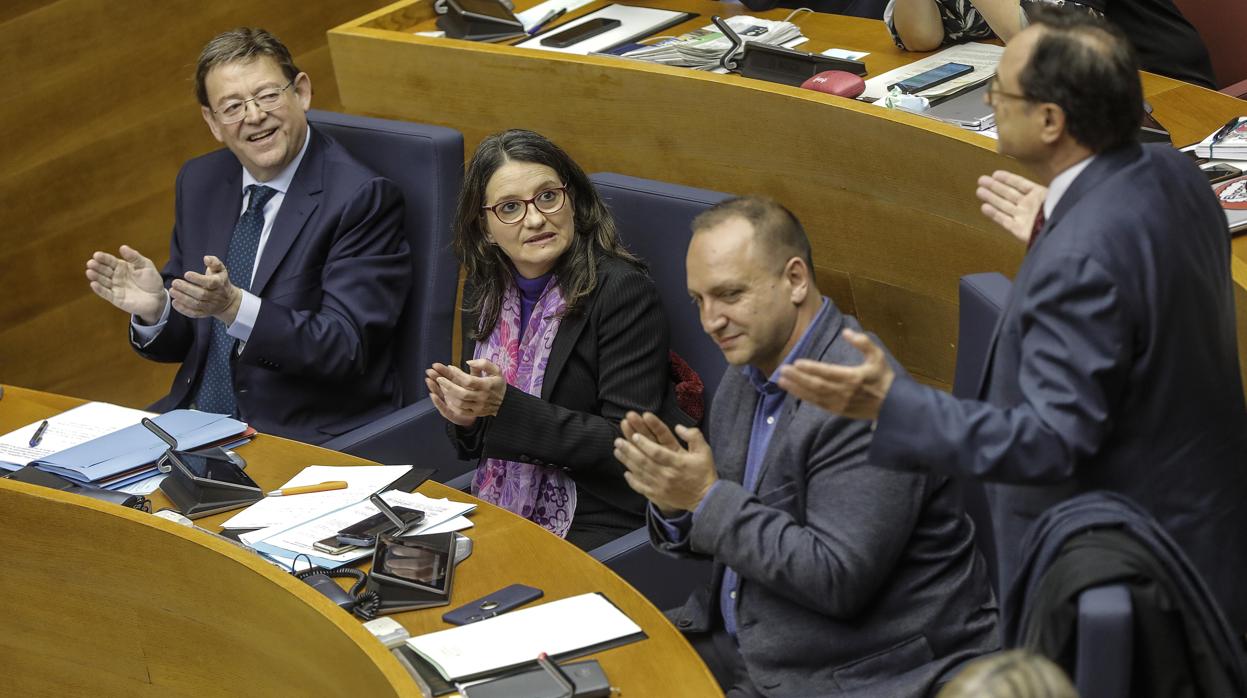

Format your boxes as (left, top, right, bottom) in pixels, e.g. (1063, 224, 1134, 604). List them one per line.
(1211, 116, 1243, 145)
(266, 480, 349, 497)
(528, 8, 566, 35)
(28, 420, 49, 448)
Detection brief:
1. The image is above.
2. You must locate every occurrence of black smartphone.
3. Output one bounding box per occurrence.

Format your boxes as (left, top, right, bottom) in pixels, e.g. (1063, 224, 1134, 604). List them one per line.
(374, 533, 456, 593)
(1204, 164, 1243, 184)
(335, 506, 425, 547)
(890, 62, 974, 94)
(539, 18, 622, 48)
(442, 583, 544, 625)
(167, 450, 258, 489)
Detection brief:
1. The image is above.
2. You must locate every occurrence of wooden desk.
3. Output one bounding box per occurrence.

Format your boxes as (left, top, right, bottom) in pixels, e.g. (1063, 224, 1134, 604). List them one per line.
(0, 386, 721, 697)
(327, 0, 1247, 395)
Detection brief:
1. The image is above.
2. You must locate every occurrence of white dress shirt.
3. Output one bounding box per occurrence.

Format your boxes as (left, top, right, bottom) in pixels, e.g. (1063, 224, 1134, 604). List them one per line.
(132, 128, 311, 347)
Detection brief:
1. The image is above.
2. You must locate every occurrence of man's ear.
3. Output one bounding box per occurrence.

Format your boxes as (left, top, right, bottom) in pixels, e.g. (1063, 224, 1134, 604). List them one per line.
(786, 256, 810, 305)
(293, 72, 312, 112)
(1037, 102, 1067, 146)
(201, 106, 224, 143)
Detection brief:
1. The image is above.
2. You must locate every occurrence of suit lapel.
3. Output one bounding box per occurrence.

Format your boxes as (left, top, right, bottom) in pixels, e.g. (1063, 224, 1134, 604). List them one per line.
(974, 145, 1143, 397)
(250, 129, 324, 295)
(752, 305, 844, 489)
(206, 167, 244, 263)
(715, 370, 757, 486)
(541, 308, 588, 401)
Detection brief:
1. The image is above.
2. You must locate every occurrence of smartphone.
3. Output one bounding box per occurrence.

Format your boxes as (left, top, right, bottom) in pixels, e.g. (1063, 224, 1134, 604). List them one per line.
(890, 62, 974, 94)
(539, 18, 622, 48)
(374, 533, 456, 593)
(312, 535, 358, 555)
(1204, 164, 1243, 184)
(165, 450, 258, 489)
(335, 506, 425, 547)
(442, 583, 544, 625)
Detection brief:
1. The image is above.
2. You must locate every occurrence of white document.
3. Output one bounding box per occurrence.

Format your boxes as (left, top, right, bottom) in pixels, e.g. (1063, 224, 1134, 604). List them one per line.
(220, 464, 414, 529)
(823, 47, 868, 60)
(862, 42, 1003, 102)
(240, 490, 476, 564)
(406, 592, 643, 681)
(516, 0, 596, 31)
(514, 4, 690, 56)
(0, 402, 154, 468)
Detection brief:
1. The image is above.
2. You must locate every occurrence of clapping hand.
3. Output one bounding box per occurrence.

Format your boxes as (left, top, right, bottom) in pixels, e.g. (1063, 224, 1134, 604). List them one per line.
(85, 245, 167, 324)
(171, 255, 242, 323)
(976, 170, 1047, 244)
(426, 359, 507, 427)
(614, 411, 718, 516)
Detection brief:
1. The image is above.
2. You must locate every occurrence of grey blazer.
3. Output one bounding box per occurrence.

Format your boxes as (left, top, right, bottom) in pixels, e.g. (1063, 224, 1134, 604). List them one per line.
(653, 303, 999, 697)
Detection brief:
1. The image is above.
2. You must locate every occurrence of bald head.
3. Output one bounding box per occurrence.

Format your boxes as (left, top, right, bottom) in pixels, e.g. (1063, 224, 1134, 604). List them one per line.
(691, 196, 815, 280)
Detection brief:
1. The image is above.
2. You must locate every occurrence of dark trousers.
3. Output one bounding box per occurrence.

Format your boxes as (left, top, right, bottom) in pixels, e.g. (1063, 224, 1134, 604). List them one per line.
(687, 623, 765, 698)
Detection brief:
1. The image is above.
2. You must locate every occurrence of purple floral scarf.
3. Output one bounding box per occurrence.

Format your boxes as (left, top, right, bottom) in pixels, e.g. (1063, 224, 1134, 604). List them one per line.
(471, 278, 577, 538)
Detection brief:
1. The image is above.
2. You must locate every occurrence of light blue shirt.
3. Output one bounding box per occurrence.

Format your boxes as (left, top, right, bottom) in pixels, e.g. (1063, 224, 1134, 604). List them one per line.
(655, 298, 830, 637)
(132, 127, 312, 348)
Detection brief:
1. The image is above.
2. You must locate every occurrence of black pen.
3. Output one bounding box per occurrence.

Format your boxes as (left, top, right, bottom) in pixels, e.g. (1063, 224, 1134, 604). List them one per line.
(29, 420, 49, 448)
(528, 8, 566, 35)
(1211, 116, 1243, 145)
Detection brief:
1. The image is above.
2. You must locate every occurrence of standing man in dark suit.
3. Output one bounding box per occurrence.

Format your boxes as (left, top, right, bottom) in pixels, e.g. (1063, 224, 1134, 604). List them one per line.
(84, 28, 410, 444)
(778, 9, 1247, 634)
(614, 197, 998, 697)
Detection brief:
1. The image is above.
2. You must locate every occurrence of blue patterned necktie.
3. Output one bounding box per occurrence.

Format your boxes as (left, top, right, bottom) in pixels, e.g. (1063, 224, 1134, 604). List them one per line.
(191, 184, 278, 415)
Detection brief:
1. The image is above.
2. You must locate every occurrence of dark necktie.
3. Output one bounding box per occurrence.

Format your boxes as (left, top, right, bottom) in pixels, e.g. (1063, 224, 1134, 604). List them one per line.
(1026, 208, 1047, 251)
(191, 184, 278, 416)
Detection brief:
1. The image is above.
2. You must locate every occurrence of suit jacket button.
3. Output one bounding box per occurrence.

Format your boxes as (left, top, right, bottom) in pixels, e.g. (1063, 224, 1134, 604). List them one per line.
(677, 619, 692, 628)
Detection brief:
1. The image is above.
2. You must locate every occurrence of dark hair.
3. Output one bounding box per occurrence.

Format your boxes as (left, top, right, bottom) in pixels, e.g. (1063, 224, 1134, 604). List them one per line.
(195, 28, 301, 107)
(691, 196, 816, 282)
(455, 129, 639, 341)
(1018, 6, 1142, 152)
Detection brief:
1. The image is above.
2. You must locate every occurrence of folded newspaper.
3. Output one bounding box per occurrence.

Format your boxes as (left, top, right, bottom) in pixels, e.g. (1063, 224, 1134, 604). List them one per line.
(620, 15, 802, 70)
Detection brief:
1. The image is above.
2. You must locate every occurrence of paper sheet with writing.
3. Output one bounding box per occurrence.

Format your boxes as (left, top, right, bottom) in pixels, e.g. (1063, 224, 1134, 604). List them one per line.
(240, 490, 476, 567)
(862, 42, 1003, 102)
(0, 402, 154, 469)
(406, 592, 643, 681)
(220, 464, 414, 529)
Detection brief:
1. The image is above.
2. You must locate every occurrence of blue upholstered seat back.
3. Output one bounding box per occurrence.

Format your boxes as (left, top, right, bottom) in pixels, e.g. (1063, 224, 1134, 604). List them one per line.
(307, 110, 463, 404)
(590, 173, 733, 415)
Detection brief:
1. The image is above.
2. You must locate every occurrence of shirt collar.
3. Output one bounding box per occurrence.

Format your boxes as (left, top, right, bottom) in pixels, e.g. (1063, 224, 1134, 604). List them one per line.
(744, 298, 830, 394)
(1043, 154, 1096, 220)
(241, 126, 311, 195)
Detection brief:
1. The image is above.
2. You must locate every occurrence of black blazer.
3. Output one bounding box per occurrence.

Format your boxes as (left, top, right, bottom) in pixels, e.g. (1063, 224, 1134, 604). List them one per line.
(453, 255, 692, 530)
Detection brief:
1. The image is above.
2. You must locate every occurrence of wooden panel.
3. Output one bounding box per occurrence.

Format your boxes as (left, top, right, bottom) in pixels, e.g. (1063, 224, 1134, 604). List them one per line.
(0, 387, 723, 697)
(0, 1, 392, 408)
(329, 0, 1247, 391)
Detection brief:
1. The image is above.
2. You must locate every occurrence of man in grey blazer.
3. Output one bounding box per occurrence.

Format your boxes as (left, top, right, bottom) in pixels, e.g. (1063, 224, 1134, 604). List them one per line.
(614, 197, 998, 697)
(778, 9, 1247, 635)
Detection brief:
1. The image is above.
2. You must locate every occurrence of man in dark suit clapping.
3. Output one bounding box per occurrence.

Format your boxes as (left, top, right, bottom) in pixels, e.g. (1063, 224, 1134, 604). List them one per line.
(614, 197, 998, 697)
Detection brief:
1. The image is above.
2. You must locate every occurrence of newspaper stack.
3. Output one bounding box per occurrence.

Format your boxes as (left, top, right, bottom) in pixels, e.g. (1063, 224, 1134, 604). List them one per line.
(621, 16, 802, 70)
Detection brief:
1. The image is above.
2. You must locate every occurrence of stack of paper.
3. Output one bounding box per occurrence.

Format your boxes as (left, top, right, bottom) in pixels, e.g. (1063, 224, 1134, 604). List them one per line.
(621, 16, 802, 69)
(0, 402, 153, 470)
(1193, 117, 1247, 159)
(406, 593, 644, 682)
(240, 489, 476, 569)
(862, 42, 1003, 103)
(0, 405, 249, 490)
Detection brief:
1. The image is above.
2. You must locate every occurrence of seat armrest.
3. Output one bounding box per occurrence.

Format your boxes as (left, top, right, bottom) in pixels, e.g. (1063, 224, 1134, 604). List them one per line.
(1076, 583, 1133, 698)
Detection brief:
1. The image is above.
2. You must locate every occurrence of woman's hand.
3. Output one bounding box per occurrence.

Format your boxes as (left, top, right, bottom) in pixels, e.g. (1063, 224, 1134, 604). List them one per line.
(425, 360, 507, 427)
